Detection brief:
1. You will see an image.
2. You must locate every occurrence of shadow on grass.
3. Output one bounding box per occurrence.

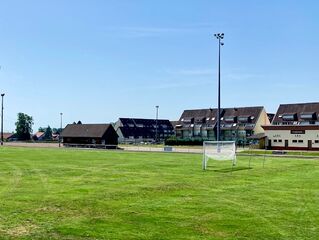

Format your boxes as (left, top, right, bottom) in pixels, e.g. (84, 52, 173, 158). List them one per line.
(205, 166, 252, 173)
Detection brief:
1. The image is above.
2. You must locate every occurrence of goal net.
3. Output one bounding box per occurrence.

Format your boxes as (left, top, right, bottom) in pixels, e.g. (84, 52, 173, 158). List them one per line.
(202, 141, 237, 170)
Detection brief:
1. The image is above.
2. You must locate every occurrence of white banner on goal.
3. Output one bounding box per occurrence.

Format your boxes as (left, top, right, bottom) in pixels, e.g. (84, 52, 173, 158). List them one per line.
(202, 141, 237, 170)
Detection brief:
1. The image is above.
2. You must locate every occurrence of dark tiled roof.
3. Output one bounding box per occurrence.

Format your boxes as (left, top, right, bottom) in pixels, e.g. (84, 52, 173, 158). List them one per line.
(170, 121, 179, 128)
(118, 118, 174, 138)
(178, 108, 218, 125)
(273, 102, 319, 124)
(221, 106, 263, 124)
(177, 106, 264, 130)
(267, 113, 275, 123)
(61, 124, 112, 138)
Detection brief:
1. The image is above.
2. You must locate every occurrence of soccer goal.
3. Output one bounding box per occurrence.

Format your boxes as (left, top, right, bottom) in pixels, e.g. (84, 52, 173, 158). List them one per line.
(202, 141, 237, 170)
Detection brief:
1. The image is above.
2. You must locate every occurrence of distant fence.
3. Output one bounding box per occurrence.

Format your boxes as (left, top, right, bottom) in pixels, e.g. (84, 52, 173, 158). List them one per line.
(63, 143, 120, 149)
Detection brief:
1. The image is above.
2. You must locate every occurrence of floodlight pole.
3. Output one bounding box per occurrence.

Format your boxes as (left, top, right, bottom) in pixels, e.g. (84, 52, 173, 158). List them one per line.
(214, 33, 224, 142)
(155, 105, 159, 143)
(59, 112, 63, 147)
(1, 93, 4, 146)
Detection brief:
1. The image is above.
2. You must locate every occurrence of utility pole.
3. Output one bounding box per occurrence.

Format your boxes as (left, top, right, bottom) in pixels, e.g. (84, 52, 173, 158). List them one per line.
(1, 93, 4, 146)
(214, 33, 224, 141)
(155, 105, 159, 143)
(59, 112, 63, 147)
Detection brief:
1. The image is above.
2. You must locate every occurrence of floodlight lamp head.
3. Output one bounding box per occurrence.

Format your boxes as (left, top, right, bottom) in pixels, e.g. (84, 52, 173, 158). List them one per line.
(221, 42, 224, 46)
(1, 93, 4, 97)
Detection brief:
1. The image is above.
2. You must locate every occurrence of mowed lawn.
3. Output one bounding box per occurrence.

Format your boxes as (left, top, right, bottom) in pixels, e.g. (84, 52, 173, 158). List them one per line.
(0, 147, 318, 239)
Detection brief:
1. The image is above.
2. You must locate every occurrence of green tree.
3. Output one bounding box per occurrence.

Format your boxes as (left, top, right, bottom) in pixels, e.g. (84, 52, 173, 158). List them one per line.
(38, 127, 46, 132)
(15, 113, 34, 140)
(44, 125, 53, 140)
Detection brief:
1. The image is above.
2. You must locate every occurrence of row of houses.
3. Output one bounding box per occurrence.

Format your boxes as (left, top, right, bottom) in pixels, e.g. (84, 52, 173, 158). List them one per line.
(4, 102, 319, 151)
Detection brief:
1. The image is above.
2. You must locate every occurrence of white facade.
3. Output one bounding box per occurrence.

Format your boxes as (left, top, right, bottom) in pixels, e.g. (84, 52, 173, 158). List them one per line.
(264, 127, 319, 150)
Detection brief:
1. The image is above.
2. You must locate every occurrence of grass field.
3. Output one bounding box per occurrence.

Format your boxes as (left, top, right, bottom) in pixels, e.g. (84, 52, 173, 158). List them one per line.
(0, 147, 318, 239)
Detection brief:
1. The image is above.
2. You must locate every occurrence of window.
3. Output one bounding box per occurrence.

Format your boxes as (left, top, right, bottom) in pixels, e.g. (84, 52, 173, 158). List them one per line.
(238, 116, 249, 122)
(279, 139, 282, 143)
(300, 112, 315, 120)
(274, 139, 278, 143)
(315, 140, 319, 144)
(298, 140, 303, 143)
(292, 140, 297, 143)
(282, 114, 296, 121)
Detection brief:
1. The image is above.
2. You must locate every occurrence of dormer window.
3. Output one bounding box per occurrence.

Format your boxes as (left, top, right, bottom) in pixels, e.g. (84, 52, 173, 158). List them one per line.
(224, 116, 237, 123)
(238, 116, 250, 123)
(282, 113, 297, 121)
(300, 112, 316, 120)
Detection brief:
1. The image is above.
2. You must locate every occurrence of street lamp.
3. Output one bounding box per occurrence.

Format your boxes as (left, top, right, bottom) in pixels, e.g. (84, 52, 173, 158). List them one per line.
(155, 106, 159, 143)
(214, 33, 224, 142)
(1, 93, 4, 146)
(59, 112, 63, 147)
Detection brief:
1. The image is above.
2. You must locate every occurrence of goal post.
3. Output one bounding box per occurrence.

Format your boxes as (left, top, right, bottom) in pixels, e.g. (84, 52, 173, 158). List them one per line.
(202, 141, 237, 170)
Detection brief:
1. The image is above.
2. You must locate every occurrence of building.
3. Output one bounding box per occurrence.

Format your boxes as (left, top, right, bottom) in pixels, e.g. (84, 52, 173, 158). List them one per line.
(175, 106, 270, 144)
(175, 108, 218, 139)
(32, 131, 45, 141)
(61, 124, 118, 146)
(114, 118, 174, 143)
(2, 133, 16, 141)
(262, 102, 319, 150)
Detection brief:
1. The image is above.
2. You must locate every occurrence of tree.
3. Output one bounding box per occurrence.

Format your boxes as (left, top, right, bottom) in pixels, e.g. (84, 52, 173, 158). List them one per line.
(15, 113, 34, 140)
(43, 125, 53, 140)
(38, 127, 46, 132)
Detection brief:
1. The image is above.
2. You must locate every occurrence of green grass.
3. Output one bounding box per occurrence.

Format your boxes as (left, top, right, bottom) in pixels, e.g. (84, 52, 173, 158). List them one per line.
(0, 147, 318, 239)
(240, 149, 319, 157)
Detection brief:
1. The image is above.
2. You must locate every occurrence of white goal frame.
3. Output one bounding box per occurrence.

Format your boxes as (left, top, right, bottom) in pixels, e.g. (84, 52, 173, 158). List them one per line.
(202, 141, 237, 170)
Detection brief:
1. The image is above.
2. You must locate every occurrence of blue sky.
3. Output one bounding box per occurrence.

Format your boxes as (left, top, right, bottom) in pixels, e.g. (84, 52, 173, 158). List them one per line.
(1, 0, 319, 132)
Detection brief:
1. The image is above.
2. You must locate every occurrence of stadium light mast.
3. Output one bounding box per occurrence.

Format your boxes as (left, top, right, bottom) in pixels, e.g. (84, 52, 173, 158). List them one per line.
(214, 33, 224, 142)
(1, 93, 4, 146)
(155, 105, 159, 143)
(59, 112, 63, 147)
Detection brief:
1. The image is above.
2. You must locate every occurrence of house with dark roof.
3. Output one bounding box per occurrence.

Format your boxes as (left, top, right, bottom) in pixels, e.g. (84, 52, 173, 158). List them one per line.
(262, 102, 319, 150)
(2, 133, 16, 141)
(114, 118, 174, 143)
(175, 106, 270, 144)
(32, 131, 45, 141)
(61, 124, 118, 146)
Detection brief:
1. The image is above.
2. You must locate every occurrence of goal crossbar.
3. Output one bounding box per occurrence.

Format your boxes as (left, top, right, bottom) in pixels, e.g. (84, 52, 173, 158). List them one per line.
(202, 141, 237, 170)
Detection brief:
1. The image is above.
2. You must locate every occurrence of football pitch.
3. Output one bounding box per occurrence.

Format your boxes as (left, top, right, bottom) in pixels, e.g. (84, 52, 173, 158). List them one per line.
(0, 147, 318, 239)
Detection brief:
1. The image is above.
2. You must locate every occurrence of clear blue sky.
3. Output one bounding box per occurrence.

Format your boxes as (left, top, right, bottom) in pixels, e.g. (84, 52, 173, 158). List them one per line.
(1, 0, 319, 132)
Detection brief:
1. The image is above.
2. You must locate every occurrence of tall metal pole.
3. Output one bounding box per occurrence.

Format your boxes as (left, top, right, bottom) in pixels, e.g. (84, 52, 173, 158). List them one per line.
(59, 112, 63, 147)
(155, 105, 159, 143)
(214, 33, 224, 142)
(1, 93, 4, 146)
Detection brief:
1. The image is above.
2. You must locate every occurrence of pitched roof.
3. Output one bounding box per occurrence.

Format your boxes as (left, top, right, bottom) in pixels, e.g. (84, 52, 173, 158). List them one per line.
(272, 102, 319, 124)
(2, 133, 15, 139)
(221, 106, 264, 124)
(33, 131, 45, 138)
(61, 124, 112, 138)
(177, 106, 264, 129)
(179, 108, 218, 125)
(117, 118, 174, 138)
